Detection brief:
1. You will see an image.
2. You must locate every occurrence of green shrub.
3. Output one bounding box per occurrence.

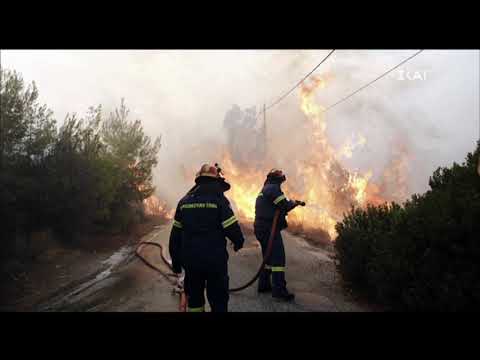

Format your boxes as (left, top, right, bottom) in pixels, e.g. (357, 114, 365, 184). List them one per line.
(0, 68, 161, 249)
(335, 141, 480, 311)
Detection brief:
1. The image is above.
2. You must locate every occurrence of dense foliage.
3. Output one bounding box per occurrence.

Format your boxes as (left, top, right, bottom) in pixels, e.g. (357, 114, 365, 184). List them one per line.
(335, 141, 480, 310)
(0, 69, 161, 250)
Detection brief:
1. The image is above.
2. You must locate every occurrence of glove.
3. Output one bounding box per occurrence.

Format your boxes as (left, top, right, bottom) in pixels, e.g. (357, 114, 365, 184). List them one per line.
(172, 263, 182, 274)
(176, 273, 185, 289)
(173, 272, 185, 294)
(295, 200, 306, 206)
(233, 243, 243, 252)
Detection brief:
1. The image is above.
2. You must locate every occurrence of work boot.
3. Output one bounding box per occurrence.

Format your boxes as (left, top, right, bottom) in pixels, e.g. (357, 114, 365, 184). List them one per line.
(272, 271, 295, 302)
(257, 268, 272, 293)
(272, 288, 295, 302)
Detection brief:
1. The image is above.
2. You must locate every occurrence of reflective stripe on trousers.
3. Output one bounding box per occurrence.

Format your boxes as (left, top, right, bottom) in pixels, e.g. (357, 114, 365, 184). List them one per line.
(187, 306, 205, 312)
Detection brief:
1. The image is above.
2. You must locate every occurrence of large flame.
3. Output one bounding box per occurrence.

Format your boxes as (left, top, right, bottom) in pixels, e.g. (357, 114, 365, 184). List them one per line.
(220, 151, 265, 221)
(218, 74, 391, 241)
(168, 73, 409, 243)
(285, 76, 375, 238)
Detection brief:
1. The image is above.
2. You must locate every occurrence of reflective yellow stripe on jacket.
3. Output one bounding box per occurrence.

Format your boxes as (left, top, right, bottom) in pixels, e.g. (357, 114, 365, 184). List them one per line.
(273, 194, 286, 205)
(173, 220, 183, 229)
(271, 266, 285, 272)
(222, 215, 237, 229)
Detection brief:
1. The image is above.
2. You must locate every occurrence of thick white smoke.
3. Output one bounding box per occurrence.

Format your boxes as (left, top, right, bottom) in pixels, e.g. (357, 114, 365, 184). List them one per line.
(2, 49, 479, 207)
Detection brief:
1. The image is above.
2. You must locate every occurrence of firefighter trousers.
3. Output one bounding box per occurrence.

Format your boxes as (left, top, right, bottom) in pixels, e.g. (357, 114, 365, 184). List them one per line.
(254, 226, 287, 294)
(184, 261, 229, 312)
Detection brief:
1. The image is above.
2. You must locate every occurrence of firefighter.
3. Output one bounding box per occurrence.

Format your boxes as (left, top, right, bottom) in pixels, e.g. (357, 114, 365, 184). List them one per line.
(254, 169, 304, 301)
(168, 163, 245, 312)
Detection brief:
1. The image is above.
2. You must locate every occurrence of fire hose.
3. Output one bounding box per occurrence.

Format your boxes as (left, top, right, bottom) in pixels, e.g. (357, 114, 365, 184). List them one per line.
(135, 241, 187, 311)
(229, 201, 305, 291)
(135, 202, 304, 311)
(228, 209, 280, 292)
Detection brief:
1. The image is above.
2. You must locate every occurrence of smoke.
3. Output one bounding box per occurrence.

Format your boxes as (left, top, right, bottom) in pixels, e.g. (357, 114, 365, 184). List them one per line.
(2, 49, 479, 208)
(265, 50, 480, 197)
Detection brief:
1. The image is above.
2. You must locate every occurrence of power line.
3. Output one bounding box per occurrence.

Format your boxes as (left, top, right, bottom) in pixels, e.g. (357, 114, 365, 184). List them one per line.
(256, 49, 335, 116)
(323, 49, 424, 113)
(253, 49, 423, 121)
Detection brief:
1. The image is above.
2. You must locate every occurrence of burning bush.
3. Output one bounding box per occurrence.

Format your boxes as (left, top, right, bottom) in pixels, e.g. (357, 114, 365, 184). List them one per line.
(218, 76, 393, 241)
(335, 141, 480, 310)
(0, 68, 162, 250)
(143, 194, 174, 220)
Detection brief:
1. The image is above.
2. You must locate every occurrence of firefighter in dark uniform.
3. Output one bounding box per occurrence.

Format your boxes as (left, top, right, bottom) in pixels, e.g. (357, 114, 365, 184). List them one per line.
(168, 163, 245, 312)
(254, 169, 304, 301)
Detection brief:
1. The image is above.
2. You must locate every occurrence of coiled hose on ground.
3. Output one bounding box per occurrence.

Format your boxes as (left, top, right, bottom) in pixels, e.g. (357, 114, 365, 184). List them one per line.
(135, 209, 281, 311)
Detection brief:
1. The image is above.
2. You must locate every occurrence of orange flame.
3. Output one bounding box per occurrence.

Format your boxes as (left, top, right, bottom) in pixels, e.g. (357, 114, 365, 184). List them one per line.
(216, 74, 381, 240)
(181, 74, 409, 242)
(220, 151, 265, 222)
(143, 194, 174, 219)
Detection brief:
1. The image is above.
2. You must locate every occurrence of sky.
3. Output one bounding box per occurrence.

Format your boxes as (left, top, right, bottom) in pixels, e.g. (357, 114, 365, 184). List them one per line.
(1, 49, 479, 205)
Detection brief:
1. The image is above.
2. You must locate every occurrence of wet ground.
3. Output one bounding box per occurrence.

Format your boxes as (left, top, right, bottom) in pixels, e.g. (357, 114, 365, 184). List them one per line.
(29, 222, 371, 312)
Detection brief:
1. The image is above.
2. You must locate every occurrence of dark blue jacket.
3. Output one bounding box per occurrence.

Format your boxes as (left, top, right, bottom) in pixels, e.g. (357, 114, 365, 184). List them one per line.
(168, 179, 245, 273)
(254, 179, 297, 231)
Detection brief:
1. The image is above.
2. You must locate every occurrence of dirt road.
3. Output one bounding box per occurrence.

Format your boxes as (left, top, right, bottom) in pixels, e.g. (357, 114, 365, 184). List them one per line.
(32, 222, 371, 312)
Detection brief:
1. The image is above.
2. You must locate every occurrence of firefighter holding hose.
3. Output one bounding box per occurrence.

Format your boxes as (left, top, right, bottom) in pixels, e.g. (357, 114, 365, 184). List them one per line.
(254, 169, 305, 301)
(168, 163, 245, 312)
